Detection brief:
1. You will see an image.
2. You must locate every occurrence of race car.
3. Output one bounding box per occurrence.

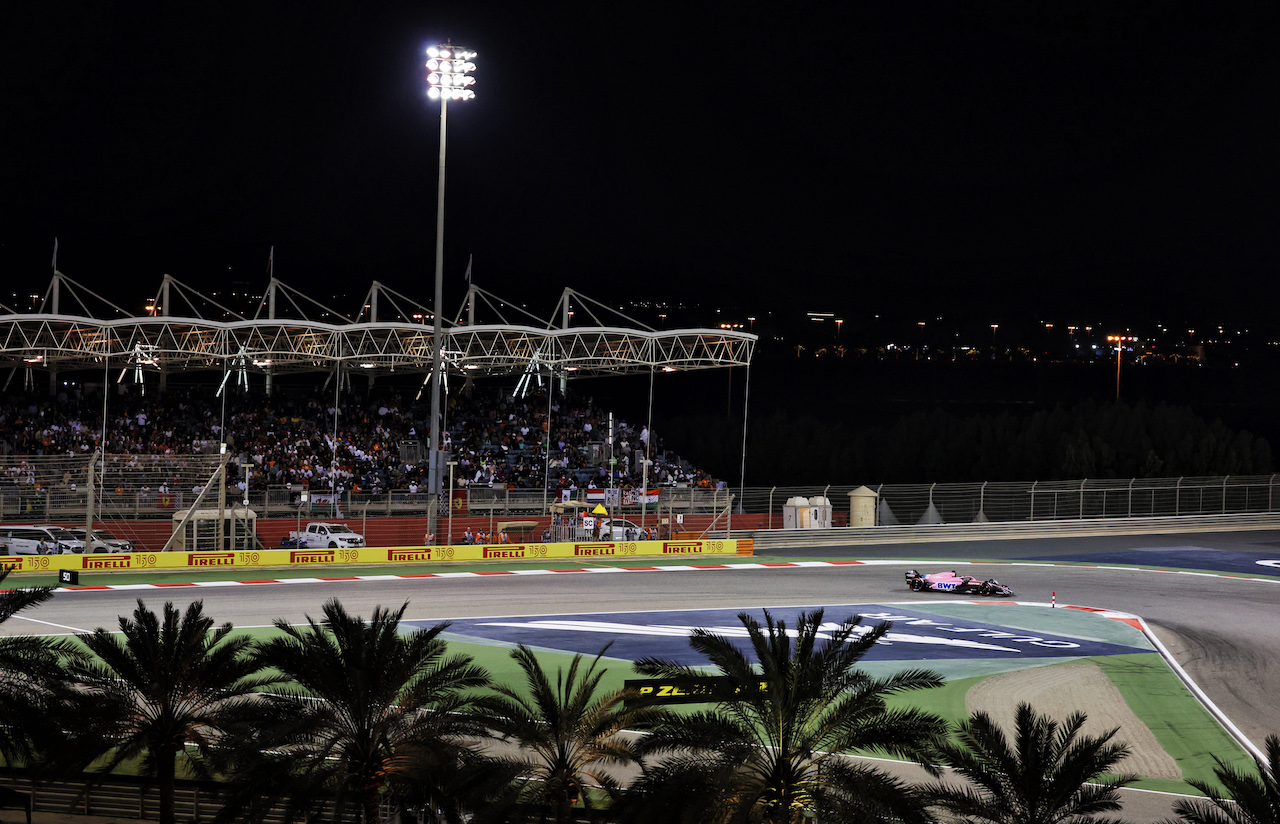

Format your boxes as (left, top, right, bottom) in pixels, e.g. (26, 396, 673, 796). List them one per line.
(905, 569, 1014, 597)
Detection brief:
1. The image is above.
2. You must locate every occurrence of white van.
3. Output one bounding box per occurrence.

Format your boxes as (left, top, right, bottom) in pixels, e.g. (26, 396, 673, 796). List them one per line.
(0, 525, 82, 555)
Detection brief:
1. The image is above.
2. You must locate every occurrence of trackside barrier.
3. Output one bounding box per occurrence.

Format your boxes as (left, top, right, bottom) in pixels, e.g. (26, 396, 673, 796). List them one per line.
(0, 539, 753, 574)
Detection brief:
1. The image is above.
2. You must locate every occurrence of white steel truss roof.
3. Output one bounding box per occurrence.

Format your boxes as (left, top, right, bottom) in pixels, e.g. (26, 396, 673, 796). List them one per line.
(0, 274, 755, 379)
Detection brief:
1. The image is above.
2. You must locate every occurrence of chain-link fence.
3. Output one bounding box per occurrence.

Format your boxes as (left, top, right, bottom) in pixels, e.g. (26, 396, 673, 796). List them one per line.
(3, 453, 1277, 545)
(736, 475, 1280, 526)
(0, 453, 225, 521)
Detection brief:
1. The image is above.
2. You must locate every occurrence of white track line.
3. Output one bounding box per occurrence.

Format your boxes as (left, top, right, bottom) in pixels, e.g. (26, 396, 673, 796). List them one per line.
(44, 558, 1280, 593)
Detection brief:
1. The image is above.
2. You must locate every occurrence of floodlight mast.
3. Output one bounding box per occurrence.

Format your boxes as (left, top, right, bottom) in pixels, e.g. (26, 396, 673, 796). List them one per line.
(425, 42, 476, 538)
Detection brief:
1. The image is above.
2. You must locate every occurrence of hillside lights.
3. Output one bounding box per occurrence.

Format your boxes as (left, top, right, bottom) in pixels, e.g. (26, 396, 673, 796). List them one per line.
(425, 44, 477, 101)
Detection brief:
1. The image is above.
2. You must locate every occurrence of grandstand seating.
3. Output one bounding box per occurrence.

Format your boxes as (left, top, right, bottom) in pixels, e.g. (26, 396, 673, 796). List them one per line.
(0, 384, 716, 501)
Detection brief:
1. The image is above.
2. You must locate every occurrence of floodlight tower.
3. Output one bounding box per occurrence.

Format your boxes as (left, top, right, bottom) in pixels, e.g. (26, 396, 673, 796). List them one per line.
(424, 42, 476, 535)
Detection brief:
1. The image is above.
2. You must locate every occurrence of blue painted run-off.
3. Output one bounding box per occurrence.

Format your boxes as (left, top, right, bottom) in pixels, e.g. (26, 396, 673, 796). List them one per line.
(1023, 546, 1280, 576)
(418, 604, 1150, 664)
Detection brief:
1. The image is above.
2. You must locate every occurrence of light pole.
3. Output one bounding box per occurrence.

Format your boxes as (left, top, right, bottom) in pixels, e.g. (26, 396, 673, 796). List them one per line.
(1106, 335, 1132, 401)
(447, 459, 458, 545)
(639, 457, 652, 538)
(424, 42, 476, 539)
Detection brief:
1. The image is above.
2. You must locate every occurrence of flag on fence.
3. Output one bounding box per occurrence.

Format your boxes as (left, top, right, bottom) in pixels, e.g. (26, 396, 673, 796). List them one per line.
(622, 489, 660, 506)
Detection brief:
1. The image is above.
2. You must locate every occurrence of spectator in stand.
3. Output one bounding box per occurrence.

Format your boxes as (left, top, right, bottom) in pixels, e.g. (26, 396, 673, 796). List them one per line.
(0, 384, 717, 500)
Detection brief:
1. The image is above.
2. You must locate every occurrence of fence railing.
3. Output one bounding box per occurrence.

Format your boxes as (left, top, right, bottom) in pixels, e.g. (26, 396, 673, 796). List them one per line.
(2, 453, 1276, 532)
(0, 767, 356, 824)
(737, 476, 1280, 526)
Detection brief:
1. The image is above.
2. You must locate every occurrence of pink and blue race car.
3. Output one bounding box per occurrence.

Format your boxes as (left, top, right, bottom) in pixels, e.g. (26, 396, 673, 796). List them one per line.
(905, 569, 1015, 597)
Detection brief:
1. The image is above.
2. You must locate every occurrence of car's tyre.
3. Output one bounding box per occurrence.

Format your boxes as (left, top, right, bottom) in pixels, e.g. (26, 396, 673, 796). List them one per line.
(329, 542, 338, 548)
(909, 578, 924, 592)
(979, 582, 992, 596)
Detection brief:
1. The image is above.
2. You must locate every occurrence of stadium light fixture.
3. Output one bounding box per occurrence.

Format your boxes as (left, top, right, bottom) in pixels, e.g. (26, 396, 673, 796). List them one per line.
(424, 41, 477, 537)
(425, 45, 477, 101)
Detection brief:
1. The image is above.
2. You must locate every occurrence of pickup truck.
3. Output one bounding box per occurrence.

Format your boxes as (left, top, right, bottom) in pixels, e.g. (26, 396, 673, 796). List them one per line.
(286, 522, 366, 549)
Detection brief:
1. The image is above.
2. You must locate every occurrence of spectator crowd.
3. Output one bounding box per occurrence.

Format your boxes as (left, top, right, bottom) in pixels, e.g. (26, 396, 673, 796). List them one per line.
(0, 381, 719, 498)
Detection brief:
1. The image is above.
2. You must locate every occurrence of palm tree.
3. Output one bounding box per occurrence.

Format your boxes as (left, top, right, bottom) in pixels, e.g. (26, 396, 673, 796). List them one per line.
(922, 702, 1135, 824)
(477, 643, 661, 824)
(1164, 734, 1280, 824)
(0, 566, 69, 765)
(622, 608, 946, 824)
(50, 599, 279, 824)
(218, 599, 493, 824)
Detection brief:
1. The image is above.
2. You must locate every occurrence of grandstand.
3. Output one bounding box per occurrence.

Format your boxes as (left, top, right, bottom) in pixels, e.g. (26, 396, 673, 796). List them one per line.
(0, 270, 754, 550)
(0, 271, 755, 379)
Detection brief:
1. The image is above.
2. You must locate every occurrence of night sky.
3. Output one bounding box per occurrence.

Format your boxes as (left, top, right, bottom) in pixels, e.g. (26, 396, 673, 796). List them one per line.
(3, 2, 1277, 326)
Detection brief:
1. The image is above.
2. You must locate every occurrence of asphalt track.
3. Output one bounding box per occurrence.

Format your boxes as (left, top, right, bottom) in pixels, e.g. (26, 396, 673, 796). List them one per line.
(8, 528, 1280, 822)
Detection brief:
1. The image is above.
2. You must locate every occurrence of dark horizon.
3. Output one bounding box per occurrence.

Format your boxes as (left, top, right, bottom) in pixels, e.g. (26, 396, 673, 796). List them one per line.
(3, 4, 1278, 328)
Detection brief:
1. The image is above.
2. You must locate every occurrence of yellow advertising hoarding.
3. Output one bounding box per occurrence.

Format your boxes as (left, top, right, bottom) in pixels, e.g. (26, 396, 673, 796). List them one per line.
(1, 539, 750, 574)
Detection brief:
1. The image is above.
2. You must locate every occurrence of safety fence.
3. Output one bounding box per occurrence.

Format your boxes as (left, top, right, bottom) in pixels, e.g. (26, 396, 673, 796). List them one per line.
(2, 453, 1277, 539)
(737, 475, 1280, 526)
(0, 768, 353, 824)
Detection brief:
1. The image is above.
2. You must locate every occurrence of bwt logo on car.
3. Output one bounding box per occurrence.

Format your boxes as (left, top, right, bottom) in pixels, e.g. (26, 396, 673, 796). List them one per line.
(662, 542, 702, 554)
(83, 556, 131, 570)
(290, 550, 336, 564)
(574, 543, 616, 556)
(188, 552, 236, 567)
(483, 546, 526, 559)
(388, 549, 433, 562)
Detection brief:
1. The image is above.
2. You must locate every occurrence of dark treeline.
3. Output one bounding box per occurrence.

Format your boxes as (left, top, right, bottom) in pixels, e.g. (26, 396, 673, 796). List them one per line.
(661, 400, 1274, 486)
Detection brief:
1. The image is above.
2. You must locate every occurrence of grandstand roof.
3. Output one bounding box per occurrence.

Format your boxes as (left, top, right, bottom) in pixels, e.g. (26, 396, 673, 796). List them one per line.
(0, 272, 755, 380)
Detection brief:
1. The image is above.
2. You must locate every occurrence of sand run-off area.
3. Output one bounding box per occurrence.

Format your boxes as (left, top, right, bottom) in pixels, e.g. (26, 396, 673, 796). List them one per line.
(965, 659, 1181, 780)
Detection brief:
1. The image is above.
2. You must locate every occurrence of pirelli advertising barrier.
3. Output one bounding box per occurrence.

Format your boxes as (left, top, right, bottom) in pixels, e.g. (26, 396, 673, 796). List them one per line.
(624, 676, 770, 705)
(0, 538, 751, 574)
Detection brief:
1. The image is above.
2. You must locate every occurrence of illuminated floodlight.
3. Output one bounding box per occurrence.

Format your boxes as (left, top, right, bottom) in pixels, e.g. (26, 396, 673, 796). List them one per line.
(425, 42, 476, 101)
